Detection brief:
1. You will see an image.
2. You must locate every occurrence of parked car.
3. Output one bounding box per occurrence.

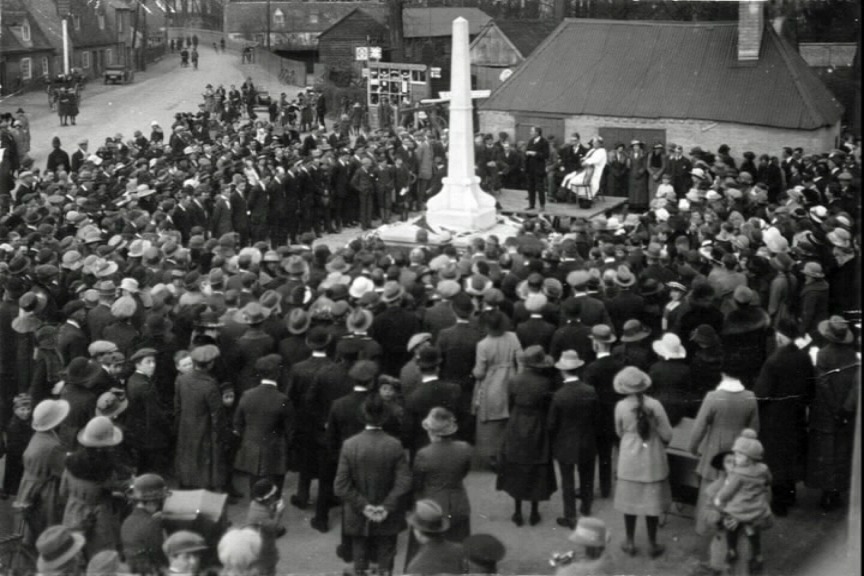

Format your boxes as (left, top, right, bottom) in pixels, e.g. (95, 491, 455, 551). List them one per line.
(104, 64, 135, 85)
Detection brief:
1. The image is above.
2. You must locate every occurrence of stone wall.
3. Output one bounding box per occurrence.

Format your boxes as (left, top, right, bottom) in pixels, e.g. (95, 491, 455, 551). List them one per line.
(479, 110, 841, 156)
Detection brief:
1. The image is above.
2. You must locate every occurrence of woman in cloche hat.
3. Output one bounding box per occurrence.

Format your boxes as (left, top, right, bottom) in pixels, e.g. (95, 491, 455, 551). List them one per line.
(612, 366, 673, 558)
(496, 345, 557, 528)
(403, 407, 473, 570)
(15, 399, 70, 541)
(61, 415, 126, 557)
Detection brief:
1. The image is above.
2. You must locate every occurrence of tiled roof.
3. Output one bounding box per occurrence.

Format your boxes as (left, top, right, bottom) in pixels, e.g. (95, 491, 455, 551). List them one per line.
(493, 19, 558, 58)
(482, 19, 843, 130)
(402, 7, 491, 38)
(1, 0, 56, 54)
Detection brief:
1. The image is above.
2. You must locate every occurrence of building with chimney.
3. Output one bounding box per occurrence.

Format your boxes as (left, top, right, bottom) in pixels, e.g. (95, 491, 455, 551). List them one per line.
(479, 2, 843, 153)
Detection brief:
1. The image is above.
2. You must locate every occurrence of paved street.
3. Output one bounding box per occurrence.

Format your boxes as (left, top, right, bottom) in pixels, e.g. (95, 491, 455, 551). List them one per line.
(0, 44, 856, 576)
(5, 44, 303, 172)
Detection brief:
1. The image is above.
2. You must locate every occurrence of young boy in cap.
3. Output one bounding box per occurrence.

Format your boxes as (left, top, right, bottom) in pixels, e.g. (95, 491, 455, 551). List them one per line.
(463, 533, 506, 574)
(163, 530, 209, 576)
(1, 393, 34, 498)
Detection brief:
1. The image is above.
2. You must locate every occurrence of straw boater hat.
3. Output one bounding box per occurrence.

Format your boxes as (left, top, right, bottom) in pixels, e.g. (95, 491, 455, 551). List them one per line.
(36, 526, 86, 573)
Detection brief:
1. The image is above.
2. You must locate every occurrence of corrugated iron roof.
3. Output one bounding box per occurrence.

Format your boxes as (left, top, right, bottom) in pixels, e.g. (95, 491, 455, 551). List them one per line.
(402, 7, 491, 38)
(481, 19, 843, 130)
(494, 19, 558, 58)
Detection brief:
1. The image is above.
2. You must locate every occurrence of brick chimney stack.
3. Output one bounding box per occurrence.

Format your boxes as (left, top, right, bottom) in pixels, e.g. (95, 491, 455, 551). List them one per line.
(738, 0, 766, 61)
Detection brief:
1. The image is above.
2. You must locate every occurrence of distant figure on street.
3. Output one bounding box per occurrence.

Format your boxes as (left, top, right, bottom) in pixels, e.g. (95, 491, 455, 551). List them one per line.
(221, 38, 226, 52)
(191, 49, 199, 70)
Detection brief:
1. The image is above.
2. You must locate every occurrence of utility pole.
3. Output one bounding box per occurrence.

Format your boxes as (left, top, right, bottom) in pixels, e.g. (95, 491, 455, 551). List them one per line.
(389, 0, 403, 61)
(265, 0, 270, 51)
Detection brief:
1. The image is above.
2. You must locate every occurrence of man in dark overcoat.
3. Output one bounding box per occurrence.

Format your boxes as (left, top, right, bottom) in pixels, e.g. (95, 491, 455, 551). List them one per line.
(369, 282, 420, 377)
(436, 292, 483, 443)
(286, 327, 335, 510)
(126, 348, 173, 475)
(753, 320, 814, 516)
(334, 396, 412, 576)
(174, 344, 224, 490)
(524, 126, 549, 211)
(233, 354, 294, 498)
(580, 325, 623, 499)
(402, 347, 461, 460)
(549, 350, 599, 527)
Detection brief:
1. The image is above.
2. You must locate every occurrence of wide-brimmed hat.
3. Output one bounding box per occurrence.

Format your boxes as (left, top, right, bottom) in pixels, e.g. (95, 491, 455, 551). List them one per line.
(802, 261, 825, 278)
(235, 302, 271, 325)
(325, 256, 350, 273)
(422, 407, 458, 437)
(619, 319, 651, 343)
(77, 415, 123, 447)
(349, 276, 375, 299)
(93, 259, 119, 278)
(589, 324, 617, 344)
(555, 350, 585, 371)
(818, 315, 854, 344)
(407, 499, 450, 534)
(381, 281, 405, 303)
(346, 308, 373, 333)
(36, 525, 86, 573)
(32, 399, 70, 432)
(568, 517, 611, 548)
(652, 333, 687, 360)
(613, 265, 636, 288)
(95, 391, 129, 419)
(519, 345, 553, 369)
(65, 357, 102, 386)
(827, 228, 851, 248)
(613, 366, 652, 395)
(128, 473, 171, 502)
(285, 308, 310, 335)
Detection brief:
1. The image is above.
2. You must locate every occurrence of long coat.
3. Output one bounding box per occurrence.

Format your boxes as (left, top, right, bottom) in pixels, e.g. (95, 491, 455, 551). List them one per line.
(753, 344, 813, 486)
(806, 342, 859, 492)
(233, 383, 294, 476)
(649, 358, 694, 426)
(174, 369, 224, 489)
(334, 429, 412, 536)
(615, 394, 673, 482)
(472, 332, 522, 422)
(403, 378, 462, 456)
(688, 386, 759, 481)
(548, 378, 599, 463)
(627, 150, 649, 207)
(437, 322, 483, 416)
(15, 431, 66, 543)
(287, 354, 335, 476)
(126, 372, 172, 452)
(370, 307, 421, 376)
(412, 439, 473, 540)
(234, 328, 276, 393)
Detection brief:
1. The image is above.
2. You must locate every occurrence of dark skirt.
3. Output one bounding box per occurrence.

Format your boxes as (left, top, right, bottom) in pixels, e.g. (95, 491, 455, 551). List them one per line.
(806, 430, 854, 492)
(496, 461, 557, 501)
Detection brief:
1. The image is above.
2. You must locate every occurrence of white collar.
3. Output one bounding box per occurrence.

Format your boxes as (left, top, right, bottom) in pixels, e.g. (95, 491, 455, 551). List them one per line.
(66, 319, 80, 328)
(717, 377, 744, 392)
(312, 351, 327, 358)
(261, 379, 278, 386)
(596, 351, 610, 359)
(456, 319, 470, 324)
(365, 425, 382, 431)
(562, 376, 580, 383)
(353, 386, 368, 392)
(421, 375, 438, 383)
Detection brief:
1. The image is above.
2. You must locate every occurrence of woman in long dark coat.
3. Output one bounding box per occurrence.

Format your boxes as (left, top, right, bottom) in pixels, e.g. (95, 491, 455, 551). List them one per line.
(753, 320, 814, 516)
(721, 286, 771, 388)
(405, 407, 473, 569)
(806, 316, 860, 511)
(174, 346, 225, 490)
(496, 345, 556, 527)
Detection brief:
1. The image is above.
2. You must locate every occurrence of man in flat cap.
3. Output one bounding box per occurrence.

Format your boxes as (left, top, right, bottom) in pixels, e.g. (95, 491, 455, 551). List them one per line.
(175, 345, 225, 491)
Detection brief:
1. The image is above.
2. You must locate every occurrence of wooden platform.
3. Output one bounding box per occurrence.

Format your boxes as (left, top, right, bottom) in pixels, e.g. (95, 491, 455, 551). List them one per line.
(497, 188, 626, 220)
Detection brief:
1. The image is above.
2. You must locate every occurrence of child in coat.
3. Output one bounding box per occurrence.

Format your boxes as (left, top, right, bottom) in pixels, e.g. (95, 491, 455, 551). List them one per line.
(713, 428, 773, 573)
(1, 394, 34, 498)
(246, 479, 285, 576)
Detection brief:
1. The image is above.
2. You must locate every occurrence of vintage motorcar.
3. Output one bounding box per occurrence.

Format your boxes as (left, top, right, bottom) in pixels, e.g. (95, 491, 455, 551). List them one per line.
(103, 64, 135, 84)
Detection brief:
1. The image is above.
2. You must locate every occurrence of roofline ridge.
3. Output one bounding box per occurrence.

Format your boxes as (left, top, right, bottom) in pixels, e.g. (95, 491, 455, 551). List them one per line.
(482, 19, 568, 109)
(560, 17, 737, 27)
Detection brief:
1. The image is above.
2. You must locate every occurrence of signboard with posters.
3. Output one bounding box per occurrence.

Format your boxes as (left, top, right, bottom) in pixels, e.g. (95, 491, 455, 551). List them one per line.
(366, 61, 431, 129)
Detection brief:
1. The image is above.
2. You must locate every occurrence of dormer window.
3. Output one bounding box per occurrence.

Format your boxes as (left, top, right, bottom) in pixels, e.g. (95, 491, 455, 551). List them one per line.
(273, 8, 284, 26)
(98, 13, 105, 29)
(21, 20, 31, 42)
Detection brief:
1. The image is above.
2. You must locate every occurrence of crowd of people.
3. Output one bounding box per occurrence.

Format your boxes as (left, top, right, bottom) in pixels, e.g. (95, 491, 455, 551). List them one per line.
(0, 82, 861, 576)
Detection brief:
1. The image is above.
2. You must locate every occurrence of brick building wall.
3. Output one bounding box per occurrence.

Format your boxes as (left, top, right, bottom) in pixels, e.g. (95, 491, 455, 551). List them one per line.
(479, 111, 840, 157)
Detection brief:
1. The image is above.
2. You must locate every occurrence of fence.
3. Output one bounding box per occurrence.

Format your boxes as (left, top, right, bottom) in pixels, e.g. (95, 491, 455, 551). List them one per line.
(254, 47, 308, 89)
